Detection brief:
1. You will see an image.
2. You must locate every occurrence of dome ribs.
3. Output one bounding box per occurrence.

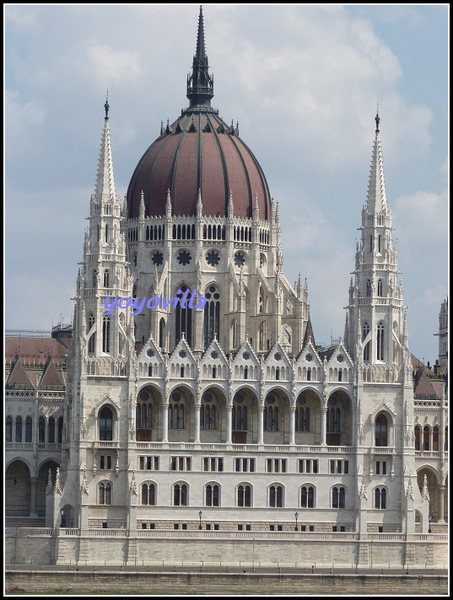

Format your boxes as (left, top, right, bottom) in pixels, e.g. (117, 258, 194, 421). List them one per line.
(207, 113, 231, 217)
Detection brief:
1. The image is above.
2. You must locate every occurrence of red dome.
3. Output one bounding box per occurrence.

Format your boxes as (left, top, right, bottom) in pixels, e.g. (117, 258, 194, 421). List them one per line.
(127, 108, 271, 220)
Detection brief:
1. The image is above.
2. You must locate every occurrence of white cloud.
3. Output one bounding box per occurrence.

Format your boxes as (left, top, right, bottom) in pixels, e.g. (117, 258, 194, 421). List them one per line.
(4, 4, 447, 364)
(82, 44, 142, 87)
(393, 189, 448, 255)
(5, 5, 40, 31)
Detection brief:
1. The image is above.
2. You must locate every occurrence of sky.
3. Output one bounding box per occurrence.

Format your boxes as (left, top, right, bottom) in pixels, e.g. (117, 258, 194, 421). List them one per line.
(4, 3, 449, 365)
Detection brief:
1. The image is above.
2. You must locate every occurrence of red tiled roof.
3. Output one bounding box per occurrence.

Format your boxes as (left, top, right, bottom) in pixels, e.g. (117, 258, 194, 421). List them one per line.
(5, 337, 70, 368)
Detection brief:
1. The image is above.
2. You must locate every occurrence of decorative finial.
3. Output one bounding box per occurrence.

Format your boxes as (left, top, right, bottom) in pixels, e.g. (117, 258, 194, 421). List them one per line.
(187, 5, 214, 108)
(375, 104, 380, 133)
(104, 91, 110, 120)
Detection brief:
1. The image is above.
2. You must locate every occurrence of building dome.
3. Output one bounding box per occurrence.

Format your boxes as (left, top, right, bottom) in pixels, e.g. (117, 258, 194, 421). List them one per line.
(126, 9, 271, 221)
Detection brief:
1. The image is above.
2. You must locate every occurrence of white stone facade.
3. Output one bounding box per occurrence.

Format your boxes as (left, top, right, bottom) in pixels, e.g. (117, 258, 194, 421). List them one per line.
(5, 13, 447, 568)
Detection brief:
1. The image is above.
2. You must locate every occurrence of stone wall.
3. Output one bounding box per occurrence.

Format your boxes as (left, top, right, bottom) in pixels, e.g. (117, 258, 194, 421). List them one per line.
(5, 529, 448, 570)
(5, 570, 448, 596)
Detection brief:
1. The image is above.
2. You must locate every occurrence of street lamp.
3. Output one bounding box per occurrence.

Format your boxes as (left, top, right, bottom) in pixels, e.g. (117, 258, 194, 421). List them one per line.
(294, 512, 299, 531)
(199, 510, 203, 530)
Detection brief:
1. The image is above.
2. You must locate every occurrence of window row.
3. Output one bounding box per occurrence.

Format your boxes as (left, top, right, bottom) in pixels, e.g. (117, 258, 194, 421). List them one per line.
(135, 403, 346, 435)
(99, 405, 397, 449)
(97, 482, 357, 508)
(137, 456, 353, 475)
(414, 425, 447, 451)
(5, 415, 63, 444)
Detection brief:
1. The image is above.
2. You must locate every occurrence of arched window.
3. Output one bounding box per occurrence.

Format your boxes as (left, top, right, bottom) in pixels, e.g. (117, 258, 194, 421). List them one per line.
(327, 404, 340, 433)
(332, 486, 345, 508)
(237, 484, 251, 507)
(269, 485, 283, 507)
(366, 279, 372, 297)
(87, 313, 95, 354)
(204, 286, 220, 349)
(231, 320, 237, 349)
(414, 425, 421, 450)
(175, 286, 193, 346)
(141, 483, 156, 506)
(296, 407, 309, 432)
(6, 416, 13, 442)
(362, 322, 370, 361)
(377, 279, 383, 296)
(168, 402, 184, 429)
(136, 402, 153, 430)
(374, 487, 387, 509)
(301, 486, 315, 508)
(99, 482, 112, 505)
(48, 417, 55, 444)
(58, 417, 63, 444)
(377, 322, 384, 361)
(99, 406, 113, 441)
(25, 417, 33, 443)
(159, 318, 165, 349)
(15, 416, 22, 442)
(375, 414, 388, 446)
(103, 270, 109, 288)
(39, 416, 46, 443)
(174, 483, 188, 506)
(206, 484, 220, 507)
(423, 426, 430, 451)
(200, 401, 216, 430)
(233, 405, 247, 431)
(433, 426, 439, 451)
(264, 406, 278, 431)
(258, 321, 267, 351)
(102, 315, 110, 353)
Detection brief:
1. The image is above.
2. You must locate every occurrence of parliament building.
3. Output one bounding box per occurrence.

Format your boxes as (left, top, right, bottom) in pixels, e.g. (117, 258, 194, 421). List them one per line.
(5, 8, 448, 568)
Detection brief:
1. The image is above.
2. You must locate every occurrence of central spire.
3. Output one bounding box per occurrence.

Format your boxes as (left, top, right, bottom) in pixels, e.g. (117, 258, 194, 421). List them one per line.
(186, 6, 214, 108)
(366, 111, 387, 213)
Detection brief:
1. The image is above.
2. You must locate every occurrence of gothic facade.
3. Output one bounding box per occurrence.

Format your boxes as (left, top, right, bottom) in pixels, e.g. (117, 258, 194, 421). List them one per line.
(5, 8, 447, 567)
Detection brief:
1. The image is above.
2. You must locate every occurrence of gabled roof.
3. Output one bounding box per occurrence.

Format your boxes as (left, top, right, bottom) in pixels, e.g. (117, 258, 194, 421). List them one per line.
(413, 369, 444, 400)
(5, 356, 34, 389)
(137, 333, 165, 364)
(39, 357, 65, 389)
(201, 336, 229, 366)
(232, 339, 260, 366)
(303, 315, 316, 348)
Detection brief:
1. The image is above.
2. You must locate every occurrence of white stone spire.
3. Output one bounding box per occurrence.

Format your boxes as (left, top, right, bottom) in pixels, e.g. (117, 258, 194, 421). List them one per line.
(93, 95, 117, 203)
(366, 111, 388, 214)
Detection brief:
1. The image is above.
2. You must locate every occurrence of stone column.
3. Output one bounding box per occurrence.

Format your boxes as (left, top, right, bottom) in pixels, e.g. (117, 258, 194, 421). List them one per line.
(162, 402, 169, 442)
(258, 406, 264, 444)
(30, 477, 38, 517)
(194, 403, 201, 443)
(321, 407, 327, 445)
(226, 405, 232, 444)
(438, 485, 445, 522)
(289, 406, 296, 445)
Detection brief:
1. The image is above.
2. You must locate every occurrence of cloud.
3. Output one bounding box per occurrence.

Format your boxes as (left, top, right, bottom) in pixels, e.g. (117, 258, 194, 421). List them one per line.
(393, 189, 448, 265)
(81, 44, 142, 88)
(4, 4, 447, 365)
(211, 6, 432, 178)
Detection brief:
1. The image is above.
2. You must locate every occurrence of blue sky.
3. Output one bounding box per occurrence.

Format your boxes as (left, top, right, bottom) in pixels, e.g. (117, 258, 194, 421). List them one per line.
(4, 4, 448, 365)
